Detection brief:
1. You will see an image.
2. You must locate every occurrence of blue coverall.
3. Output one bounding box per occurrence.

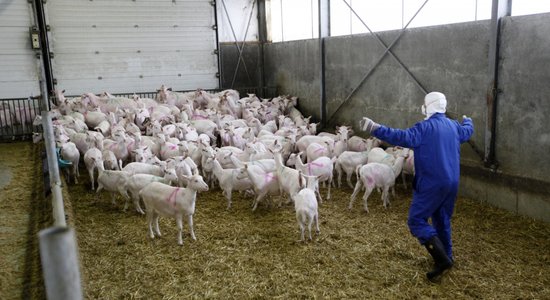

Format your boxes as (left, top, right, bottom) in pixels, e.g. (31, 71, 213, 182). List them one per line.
(372, 113, 474, 260)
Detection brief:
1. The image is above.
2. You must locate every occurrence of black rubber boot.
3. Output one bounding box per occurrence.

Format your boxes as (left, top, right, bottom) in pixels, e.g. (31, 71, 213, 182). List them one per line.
(424, 236, 453, 281)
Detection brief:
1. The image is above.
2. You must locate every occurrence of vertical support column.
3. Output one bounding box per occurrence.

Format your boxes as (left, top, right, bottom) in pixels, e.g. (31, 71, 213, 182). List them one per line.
(33, 0, 55, 101)
(318, 0, 329, 128)
(258, 0, 268, 97)
(213, 0, 222, 89)
(484, 0, 511, 169)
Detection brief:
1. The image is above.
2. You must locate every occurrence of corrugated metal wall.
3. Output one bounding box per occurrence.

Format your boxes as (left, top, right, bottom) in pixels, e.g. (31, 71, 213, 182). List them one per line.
(0, 0, 41, 99)
(45, 0, 219, 95)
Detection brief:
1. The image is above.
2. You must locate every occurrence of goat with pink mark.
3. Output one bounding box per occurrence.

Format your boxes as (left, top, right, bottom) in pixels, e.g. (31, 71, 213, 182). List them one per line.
(347, 136, 381, 152)
(125, 168, 178, 215)
(295, 135, 335, 154)
(287, 153, 335, 202)
(229, 154, 276, 173)
(348, 149, 408, 212)
(237, 164, 280, 211)
(305, 142, 331, 163)
(140, 174, 209, 245)
(102, 132, 130, 166)
(292, 173, 321, 242)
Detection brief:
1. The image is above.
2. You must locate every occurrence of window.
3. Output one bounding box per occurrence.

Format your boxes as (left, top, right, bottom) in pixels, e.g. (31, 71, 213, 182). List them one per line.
(268, 0, 550, 42)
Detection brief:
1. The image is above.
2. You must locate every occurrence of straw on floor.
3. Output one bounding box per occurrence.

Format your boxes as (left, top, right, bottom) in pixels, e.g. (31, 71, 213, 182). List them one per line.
(65, 171, 550, 299)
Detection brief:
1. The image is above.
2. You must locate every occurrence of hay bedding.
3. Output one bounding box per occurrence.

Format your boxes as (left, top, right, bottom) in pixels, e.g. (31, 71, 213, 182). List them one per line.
(0, 143, 47, 299)
(65, 168, 550, 299)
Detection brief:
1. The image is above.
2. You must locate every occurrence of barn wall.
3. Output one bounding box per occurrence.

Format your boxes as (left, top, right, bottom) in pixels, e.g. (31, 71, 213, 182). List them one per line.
(219, 42, 261, 89)
(264, 39, 320, 119)
(261, 13, 550, 221)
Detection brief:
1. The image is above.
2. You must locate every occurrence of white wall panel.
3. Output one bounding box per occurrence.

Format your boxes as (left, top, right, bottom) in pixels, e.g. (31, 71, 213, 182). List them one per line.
(46, 0, 219, 95)
(0, 0, 41, 98)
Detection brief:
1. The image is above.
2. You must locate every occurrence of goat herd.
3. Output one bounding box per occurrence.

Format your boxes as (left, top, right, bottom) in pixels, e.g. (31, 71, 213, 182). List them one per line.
(34, 86, 415, 245)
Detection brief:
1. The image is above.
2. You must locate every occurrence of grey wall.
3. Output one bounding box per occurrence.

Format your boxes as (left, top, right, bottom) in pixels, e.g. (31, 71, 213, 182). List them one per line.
(262, 13, 550, 221)
(264, 39, 320, 119)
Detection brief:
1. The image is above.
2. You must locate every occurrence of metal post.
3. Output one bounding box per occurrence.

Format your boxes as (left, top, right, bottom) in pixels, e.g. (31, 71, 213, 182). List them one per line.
(39, 227, 83, 300)
(258, 0, 268, 97)
(484, 0, 511, 169)
(33, 0, 55, 99)
(42, 111, 66, 227)
(319, 0, 330, 128)
(213, 0, 222, 89)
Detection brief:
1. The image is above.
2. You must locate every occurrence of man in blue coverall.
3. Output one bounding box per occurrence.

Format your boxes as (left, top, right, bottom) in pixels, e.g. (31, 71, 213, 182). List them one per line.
(360, 92, 474, 281)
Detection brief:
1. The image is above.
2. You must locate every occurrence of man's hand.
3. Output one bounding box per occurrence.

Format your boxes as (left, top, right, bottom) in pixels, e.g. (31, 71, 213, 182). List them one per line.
(462, 115, 472, 123)
(359, 117, 380, 133)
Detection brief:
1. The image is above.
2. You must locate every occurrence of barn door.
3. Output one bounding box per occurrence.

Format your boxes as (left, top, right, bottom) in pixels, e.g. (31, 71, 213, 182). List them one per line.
(0, 0, 41, 99)
(44, 0, 219, 96)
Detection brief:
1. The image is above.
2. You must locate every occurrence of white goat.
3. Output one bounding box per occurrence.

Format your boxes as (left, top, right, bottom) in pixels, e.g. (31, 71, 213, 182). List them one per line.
(59, 141, 80, 184)
(140, 175, 209, 245)
(96, 170, 132, 205)
(122, 162, 165, 177)
(84, 147, 104, 190)
(334, 150, 369, 188)
(288, 153, 335, 202)
(272, 145, 304, 202)
(125, 169, 178, 214)
(237, 164, 280, 211)
(209, 158, 253, 209)
(305, 142, 331, 163)
(292, 173, 320, 242)
(348, 152, 407, 212)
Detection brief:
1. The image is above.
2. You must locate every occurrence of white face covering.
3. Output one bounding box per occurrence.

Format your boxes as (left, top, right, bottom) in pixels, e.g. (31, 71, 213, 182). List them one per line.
(422, 92, 447, 120)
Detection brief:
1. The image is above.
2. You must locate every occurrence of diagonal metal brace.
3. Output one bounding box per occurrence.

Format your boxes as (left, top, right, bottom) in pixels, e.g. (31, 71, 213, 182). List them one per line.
(328, 0, 430, 121)
(342, 0, 428, 95)
(221, 0, 254, 88)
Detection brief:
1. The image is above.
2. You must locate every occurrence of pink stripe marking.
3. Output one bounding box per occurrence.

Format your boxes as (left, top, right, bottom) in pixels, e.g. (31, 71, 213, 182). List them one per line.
(192, 114, 208, 120)
(166, 187, 180, 208)
(264, 172, 275, 184)
(307, 162, 324, 175)
(314, 147, 325, 154)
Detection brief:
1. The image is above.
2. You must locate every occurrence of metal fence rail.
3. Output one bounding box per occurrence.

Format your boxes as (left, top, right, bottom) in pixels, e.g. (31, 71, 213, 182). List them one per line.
(0, 97, 42, 141)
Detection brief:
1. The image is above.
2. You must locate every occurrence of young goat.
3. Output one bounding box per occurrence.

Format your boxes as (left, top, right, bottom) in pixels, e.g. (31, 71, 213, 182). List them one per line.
(140, 175, 209, 245)
(292, 173, 320, 242)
